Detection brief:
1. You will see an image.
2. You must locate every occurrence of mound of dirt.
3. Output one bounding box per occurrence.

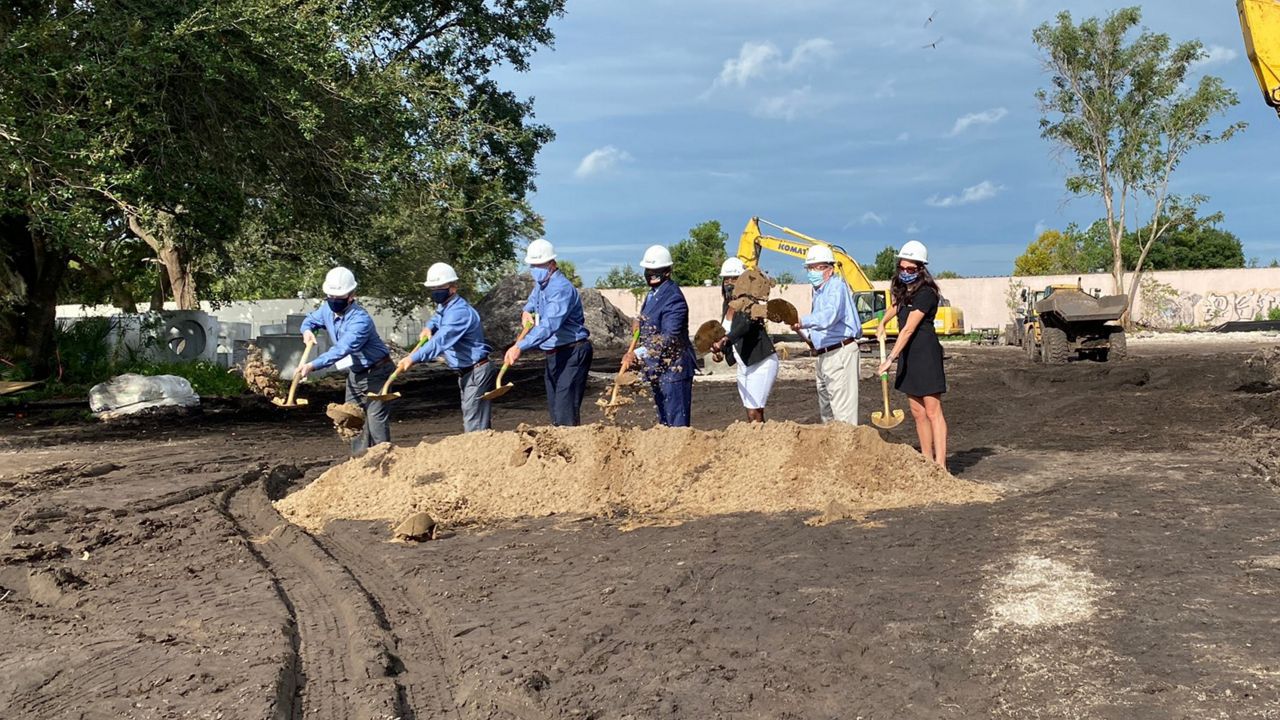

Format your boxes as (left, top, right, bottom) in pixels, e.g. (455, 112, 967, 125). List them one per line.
(240, 344, 283, 400)
(476, 274, 634, 349)
(275, 421, 996, 532)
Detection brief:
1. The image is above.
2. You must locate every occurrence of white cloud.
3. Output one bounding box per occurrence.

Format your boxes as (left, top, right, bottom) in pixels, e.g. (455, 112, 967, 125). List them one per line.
(1192, 44, 1239, 70)
(574, 145, 632, 179)
(927, 180, 1003, 208)
(1033, 219, 1048, 238)
(753, 86, 814, 121)
(905, 222, 922, 235)
(949, 107, 1009, 136)
(713, 38, 833, 88)
(860, 211, 886, 226)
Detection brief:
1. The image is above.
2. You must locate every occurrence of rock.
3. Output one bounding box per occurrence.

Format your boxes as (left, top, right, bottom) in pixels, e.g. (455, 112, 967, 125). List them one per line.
(476, 274, 634, 349)
(89, 374, 200, 420)
(392, 512, 437, 541)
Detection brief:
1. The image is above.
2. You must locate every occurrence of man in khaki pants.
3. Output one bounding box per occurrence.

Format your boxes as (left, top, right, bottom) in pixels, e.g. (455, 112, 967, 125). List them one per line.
(791, 245, 863, 424)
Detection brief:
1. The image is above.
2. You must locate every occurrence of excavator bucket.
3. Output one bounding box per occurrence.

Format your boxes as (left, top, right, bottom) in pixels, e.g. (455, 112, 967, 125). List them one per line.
(1240, 0, 1280, 113)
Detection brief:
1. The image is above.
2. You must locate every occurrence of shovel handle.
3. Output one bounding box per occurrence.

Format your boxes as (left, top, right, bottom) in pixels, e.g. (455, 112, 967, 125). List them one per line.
(877, 334, 893, 416)
(285, 342, 316, 405)
(379, 334, 432, 396)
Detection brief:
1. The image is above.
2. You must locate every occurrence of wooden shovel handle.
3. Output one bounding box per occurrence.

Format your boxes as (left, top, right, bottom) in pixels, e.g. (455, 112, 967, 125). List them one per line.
(878, 334, 892, 415)
(379, 334, 432, 396)
(285, 342, 316, 405)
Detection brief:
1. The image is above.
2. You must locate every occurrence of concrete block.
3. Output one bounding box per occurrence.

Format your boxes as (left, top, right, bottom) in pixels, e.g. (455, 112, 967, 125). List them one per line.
(254, 334, 333, 379)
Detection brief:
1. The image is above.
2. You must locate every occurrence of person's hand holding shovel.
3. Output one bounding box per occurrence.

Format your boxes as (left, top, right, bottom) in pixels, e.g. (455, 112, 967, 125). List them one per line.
(302, 329, 317, 346)
(396, 355, 415, 375)
(294, 362, 313, 381)
(503, 345, 522, 368)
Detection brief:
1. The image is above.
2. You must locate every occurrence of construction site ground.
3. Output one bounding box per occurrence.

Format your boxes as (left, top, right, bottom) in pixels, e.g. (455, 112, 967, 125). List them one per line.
(2, 339, 1278, 719)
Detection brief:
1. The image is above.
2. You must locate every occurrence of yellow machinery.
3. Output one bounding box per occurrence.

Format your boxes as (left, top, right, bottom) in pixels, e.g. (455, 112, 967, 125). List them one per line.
(734, 217, 966, 337)
(1239, 0, 1280, 116)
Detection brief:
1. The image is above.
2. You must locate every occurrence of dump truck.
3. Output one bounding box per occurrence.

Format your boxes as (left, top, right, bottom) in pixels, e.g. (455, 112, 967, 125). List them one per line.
(1010, 284, 1128, 364)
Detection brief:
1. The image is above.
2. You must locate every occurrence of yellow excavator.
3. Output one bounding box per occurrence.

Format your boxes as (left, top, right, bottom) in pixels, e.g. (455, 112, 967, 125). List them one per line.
(734, 217, 966, 338)
(1239, 0, 1280, 116)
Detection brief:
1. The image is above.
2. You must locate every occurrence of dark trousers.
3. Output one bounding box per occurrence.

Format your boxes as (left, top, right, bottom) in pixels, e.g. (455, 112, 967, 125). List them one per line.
(544, 340, 593, 426)
(652, 378, 692, 427)
(346, 362, 393, 454)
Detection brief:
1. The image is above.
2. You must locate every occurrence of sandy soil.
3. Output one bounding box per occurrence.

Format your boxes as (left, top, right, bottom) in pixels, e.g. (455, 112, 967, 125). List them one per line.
(1, 341, 1278, 719)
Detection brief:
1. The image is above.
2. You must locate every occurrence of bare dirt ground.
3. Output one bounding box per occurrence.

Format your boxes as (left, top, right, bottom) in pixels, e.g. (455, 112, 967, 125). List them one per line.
(1, 340, 1278, 719)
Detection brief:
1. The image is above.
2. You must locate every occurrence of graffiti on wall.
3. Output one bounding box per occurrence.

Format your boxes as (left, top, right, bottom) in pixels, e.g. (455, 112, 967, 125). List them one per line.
(1198, 289, 1280, 325)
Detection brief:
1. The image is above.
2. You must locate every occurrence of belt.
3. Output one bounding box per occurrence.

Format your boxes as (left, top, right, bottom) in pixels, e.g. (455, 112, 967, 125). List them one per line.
(455, 358, 489, 376)
(545, 338, 589, 355)
(812, 337, 857, 357)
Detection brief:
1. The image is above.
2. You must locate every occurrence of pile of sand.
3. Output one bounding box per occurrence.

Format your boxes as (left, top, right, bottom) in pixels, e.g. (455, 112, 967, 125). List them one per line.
(275, 421, 996, 532)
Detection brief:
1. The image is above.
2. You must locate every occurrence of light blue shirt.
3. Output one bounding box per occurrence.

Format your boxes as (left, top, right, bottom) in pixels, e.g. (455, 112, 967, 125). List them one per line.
(410, 295, 491, 369)
(300, 302, 391, 372)
(518, 270, 590, 351)
(800, 275, 862, 348)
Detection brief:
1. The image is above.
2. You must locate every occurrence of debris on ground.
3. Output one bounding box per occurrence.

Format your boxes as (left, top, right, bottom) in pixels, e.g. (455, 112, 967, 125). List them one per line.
(88, 374, 200, 420)
(325, 402, 365, 440)
(275, 421, 996, 531)
(240, 344, 283, 400)
(392, 511, 437, 541)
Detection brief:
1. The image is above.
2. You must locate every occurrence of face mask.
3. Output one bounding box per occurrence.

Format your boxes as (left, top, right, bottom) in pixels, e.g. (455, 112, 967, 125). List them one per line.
(431, 288, 451, 305)
(531, 267, 550, 284)
(807, 270, 826, 287)
(644, 270, 667, 287)
(327, 297, 351, 314)
(722, 283, 734, 299)
(899, 270, 920, 284)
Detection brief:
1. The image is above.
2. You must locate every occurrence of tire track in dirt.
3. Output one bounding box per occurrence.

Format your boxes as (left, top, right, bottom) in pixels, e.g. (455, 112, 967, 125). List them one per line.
(319, 525, 466, 720)
(220, 472, 406, 720)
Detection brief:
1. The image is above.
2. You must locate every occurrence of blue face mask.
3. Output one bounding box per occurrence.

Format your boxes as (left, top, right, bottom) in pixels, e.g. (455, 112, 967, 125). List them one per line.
(807, 270, 826, 287)
(431, 288, 451, 305)
(326, 297, 351, 314)
(899, 270, 920, 284)
(531, 267, 550, 284)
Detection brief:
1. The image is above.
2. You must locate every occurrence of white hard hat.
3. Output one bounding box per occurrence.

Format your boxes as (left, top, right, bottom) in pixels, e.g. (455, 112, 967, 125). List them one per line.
(322, 266, 358, 296)
(804, 245, 836, 266)
(719, 257, 747, 277)
(897, 240, 928, 264)
(525, 238, 556, 264)
(639, 244, 674, 269)
(423, 262, 459, 288)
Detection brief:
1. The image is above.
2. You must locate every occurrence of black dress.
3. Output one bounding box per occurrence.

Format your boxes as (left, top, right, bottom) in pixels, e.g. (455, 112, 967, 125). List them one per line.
(895, 286, 947, 396)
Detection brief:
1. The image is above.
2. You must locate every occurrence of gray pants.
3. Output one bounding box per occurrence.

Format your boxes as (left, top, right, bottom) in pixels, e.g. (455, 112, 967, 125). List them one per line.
(815, 341, 860, 425)
(346, 362, 393, 454)
(459, 361, 497, 432)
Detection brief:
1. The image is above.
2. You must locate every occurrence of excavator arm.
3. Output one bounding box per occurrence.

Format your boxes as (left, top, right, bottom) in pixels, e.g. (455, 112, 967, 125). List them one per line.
(1238, 0, 1280, 116)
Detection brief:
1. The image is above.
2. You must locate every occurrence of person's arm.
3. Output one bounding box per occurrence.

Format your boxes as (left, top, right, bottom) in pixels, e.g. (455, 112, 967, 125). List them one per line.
(409, 310, 466, 365)
(310, 313, 372, 370)
(878, 301, 897, 335)
(799, 287, 837, 331)
(518, 283, 571, 351)
(300, 308, 325, 344)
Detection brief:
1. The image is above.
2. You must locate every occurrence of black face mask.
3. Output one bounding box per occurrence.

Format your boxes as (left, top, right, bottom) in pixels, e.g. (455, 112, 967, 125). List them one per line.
(722, 283, 734, 299)
(644, 269, 668, 287)
(327, 297, 351, 314)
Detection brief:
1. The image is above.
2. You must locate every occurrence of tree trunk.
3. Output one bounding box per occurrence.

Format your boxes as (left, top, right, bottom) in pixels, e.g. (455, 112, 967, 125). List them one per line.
(0, 213, 69, 379)
(128, 211, 198, 310)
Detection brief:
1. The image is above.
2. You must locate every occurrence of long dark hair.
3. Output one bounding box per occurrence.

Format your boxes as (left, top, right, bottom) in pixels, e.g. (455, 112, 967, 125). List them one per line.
(890, 264, 941, 310)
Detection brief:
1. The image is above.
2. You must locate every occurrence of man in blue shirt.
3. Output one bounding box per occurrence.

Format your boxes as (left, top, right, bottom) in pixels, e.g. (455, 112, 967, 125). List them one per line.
(395, 262, 496, 433)
(502, 239, 593, 426)
(791, 245, 863, 425)
(296, 266, 394, 452)
(623, 245, 696, 427)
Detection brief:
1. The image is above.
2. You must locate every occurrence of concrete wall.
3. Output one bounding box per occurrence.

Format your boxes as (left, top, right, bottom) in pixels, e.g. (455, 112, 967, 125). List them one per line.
(602, 267, 1280, 332)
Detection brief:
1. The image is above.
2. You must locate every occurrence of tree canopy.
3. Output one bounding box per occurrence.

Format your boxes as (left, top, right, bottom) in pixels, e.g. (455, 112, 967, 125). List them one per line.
(867, 246, 897, 282)
(1014, 220, 1245, 276)
(670, 221, 729, 288)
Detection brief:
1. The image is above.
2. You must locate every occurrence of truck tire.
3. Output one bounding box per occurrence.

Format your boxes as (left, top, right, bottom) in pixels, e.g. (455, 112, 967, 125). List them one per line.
(1025, 330, 1041, 363)
(1042, 325, 1069, 365)
(1108, 329, 1127, 361)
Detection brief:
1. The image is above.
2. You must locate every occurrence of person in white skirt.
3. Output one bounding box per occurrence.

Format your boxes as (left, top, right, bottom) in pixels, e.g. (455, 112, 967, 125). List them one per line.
(711, 258, 780, 423)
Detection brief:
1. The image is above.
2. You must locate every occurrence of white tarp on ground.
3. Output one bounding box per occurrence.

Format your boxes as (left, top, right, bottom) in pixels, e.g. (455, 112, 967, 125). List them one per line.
(89, 374, 200, 420)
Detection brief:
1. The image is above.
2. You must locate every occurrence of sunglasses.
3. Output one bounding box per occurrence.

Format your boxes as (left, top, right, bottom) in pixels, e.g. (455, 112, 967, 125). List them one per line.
(898, 264, 920, 272)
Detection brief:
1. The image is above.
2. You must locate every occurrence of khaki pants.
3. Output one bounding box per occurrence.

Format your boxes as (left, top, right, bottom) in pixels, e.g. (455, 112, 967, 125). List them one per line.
(815, 342, 859, 425)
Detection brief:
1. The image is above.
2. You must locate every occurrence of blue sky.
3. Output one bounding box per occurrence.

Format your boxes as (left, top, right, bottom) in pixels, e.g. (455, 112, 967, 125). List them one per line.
(496, 0, 1279, 283)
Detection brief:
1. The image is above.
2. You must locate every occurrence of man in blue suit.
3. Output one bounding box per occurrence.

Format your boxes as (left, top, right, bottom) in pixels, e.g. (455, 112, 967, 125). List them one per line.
(623, 245, 697, 427)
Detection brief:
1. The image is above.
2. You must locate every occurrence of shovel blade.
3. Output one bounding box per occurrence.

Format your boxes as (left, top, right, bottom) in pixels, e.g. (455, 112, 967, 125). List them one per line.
(480, 383, 514, 401)
(272, 397, 309, 408)
(871, 409, 905, 430)
(367, 392, 401, 402)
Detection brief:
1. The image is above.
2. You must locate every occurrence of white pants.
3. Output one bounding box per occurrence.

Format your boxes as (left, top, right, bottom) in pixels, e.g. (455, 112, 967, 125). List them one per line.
(734, 349, 779, 410)
(815, 342, 859, 425)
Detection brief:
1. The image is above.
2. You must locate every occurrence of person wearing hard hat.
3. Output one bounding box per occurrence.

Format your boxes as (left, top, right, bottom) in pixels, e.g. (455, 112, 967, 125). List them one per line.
(710, 257, 778, 423)
(297, 266, 394, 453)
(876, 241, 948, 469)
(622, 245, 697, 427)
(790, 245, 863, 425)
(503, 239, 593, 426)
(394, 262, 497, 433)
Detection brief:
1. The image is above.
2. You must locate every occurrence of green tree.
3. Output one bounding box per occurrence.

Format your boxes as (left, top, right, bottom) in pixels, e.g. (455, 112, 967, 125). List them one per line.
(1034, 7, 1244, 321)
(936, 270, 961, 279)
(868, 246, 897, 281)
(775, 271, 798, 285)
(1014, 229, 1086, 275)
(556, 260, 583, 288)
(595, 264, 645, 289)
(670, 221, 728, 287)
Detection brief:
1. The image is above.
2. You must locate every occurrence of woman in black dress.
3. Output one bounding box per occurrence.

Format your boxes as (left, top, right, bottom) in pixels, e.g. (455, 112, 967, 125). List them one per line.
(876, 241, 948, 470)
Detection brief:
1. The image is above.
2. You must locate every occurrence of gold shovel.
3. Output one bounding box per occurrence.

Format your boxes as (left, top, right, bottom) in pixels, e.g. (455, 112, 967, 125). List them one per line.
(480, 321, 534, 401)
(273, 341, 315, 408)
(766, 298, 815, 353)
(367, 334, 432, 402)
(601, 328, 641, 415)
(870, 333, 904, 430)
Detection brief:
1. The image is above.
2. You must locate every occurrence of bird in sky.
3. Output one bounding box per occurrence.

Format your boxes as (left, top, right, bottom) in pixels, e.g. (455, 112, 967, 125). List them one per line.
(922, 37, 942, 50)
(924, 10, 936, 28)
